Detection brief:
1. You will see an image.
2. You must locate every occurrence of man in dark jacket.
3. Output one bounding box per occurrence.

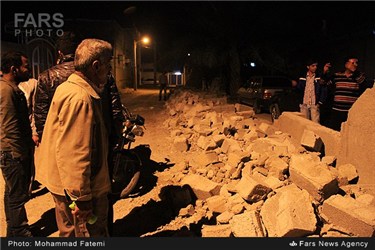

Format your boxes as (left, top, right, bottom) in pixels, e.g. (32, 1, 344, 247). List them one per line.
(34, 32, 125, 143)
(34, 32, 77, 143)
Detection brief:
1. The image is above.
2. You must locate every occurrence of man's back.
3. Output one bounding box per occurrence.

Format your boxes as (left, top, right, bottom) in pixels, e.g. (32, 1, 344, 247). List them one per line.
(34, 55, 75, 139)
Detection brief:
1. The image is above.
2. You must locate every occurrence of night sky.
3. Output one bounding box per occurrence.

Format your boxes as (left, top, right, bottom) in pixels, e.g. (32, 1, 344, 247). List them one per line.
(1, 1, 375, 76)
(2, 1, 374, 45)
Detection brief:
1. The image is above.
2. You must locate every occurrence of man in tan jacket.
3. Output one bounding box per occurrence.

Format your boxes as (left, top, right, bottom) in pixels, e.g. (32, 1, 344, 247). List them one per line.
(36, 39, 113, 237)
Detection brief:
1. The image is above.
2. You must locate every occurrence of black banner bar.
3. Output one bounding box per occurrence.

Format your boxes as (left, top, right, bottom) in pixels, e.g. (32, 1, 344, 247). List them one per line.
(1, 237, 374, 250)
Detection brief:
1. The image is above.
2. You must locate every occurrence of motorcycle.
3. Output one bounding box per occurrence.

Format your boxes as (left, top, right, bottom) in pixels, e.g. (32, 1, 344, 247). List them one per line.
(111, 105, 145, 199)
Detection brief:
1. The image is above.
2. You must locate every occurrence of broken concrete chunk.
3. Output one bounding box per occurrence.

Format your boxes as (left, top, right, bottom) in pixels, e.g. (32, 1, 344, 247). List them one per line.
(235, 176, 271, 203)
(229, 211, 265, 237)
(321, 155, 337, 166)
(289, 154, 339, 202)
(206, 195, 228, 214)
(217, 211, 235, 224)
(257, 122, 275, 136)
(181, 174, 221, 200)
(260, 184, 317, 237)
(173, 136, 189, 152)
(337, 163, 359, 183)
(301, 129, 323, 152)
(319, 194, 375, 237)
(201, 224, 232, 237)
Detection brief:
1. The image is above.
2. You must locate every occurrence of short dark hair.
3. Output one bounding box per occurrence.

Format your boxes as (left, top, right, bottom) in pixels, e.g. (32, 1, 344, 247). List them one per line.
(1, 51, 27, 74)
(55, 31, 79, 55)
(306, 59, 318, 66)
(344, 56, 358, 63)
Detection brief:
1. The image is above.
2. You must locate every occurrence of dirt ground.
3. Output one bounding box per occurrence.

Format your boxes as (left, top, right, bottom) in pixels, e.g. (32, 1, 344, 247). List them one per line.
(0, 87, 271, 237)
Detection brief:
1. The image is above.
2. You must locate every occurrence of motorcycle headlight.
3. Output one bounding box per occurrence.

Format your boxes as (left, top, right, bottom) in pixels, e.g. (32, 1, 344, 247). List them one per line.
(132, 126, 144, 136)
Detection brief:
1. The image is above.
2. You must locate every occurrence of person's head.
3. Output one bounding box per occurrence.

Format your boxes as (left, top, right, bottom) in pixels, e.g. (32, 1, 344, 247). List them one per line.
(55, 31, 78, 63)
(1, 51, 30, 84)
(344, 56, 358, 73)
(74, 38, 113, 92)
(306, 59, 318, 74)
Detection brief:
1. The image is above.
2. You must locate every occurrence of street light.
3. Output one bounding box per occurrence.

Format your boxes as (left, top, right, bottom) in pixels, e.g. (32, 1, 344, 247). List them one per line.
(133, 35, 150, 90)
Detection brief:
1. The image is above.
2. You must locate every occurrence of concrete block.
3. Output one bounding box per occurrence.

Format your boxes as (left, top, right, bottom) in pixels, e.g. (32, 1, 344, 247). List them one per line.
(275, 112, 341, 156)
(201, 224, 232, 237)
(301, 129, 323, 152)
(260, 184, 317, 237)
(337, 163, 359, 183)
(217, 211, 235, 224)
(181, 174, 221, 200)
(290, 154, 339, 202)
(230, 211, 265, 237)
(235, 176, 271, 203)
(206, 195, 228, 214)
(319, 195, 375, 236)
(173, 136, 189, 152)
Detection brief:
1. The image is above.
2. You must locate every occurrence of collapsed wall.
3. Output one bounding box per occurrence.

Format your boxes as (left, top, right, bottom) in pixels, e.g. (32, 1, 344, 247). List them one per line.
(157, 88, 375, 237)
(338, 87, 375, 185)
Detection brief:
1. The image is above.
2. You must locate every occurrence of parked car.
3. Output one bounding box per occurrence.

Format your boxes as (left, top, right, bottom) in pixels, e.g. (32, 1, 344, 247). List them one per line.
(141, 78, 159, 85)
(269, 86, 301, 122)
(237, 76, 294, 114)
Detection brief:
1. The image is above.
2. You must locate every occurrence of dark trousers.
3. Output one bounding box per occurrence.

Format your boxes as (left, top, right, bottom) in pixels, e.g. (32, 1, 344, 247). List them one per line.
(328, 109, 348, 132)
(0, 151, 32, 237)
(159, 84, 167, 101)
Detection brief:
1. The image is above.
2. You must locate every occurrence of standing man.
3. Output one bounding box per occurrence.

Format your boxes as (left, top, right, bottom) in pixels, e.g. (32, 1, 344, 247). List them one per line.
(159, 71, 168, 101)
(297, 60, 327, 123)
(323, 57, 372, 131)
(34, 31, 77, 143)
(0, 51, 34, 237)
(34, 32, 125, 236)
(36, 39, 113, 237)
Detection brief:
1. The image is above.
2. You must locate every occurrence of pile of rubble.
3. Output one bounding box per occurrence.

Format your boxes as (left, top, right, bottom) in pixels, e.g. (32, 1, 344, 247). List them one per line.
(154, 89, 375, 237)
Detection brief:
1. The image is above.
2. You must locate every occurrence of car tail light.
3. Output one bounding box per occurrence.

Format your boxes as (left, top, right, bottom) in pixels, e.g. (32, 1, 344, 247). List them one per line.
(263, 91, 272, 99)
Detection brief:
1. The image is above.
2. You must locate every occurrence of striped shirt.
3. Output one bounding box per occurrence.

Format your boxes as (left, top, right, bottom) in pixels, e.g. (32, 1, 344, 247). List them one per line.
(331, 72, 367, 112)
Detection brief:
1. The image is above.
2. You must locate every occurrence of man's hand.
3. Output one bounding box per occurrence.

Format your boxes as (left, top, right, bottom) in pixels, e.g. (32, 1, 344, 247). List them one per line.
(70, 200, 94, 223)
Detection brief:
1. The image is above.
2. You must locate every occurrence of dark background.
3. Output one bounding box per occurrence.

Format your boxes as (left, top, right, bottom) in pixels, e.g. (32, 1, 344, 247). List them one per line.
(2, 1, 375, 85)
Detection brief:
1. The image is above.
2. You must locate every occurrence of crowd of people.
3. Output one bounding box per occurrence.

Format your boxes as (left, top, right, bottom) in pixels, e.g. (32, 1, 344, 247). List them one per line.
(0, 32, 374, 237)
(1, 33, 125, 237)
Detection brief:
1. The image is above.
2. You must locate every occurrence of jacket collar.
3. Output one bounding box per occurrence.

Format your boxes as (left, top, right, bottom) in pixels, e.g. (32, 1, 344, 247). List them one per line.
(59, 54, 75, 64)
(0, 78, 21, 92)
(66, 73, 101, 99)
